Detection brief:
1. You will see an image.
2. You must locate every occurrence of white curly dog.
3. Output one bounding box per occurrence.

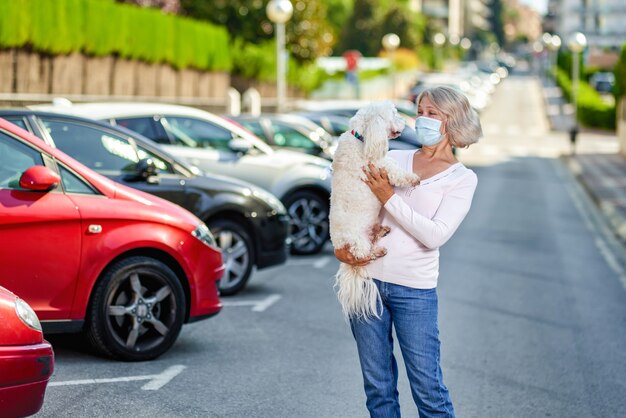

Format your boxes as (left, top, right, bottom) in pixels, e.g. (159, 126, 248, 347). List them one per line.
(330, 101, 420, 319)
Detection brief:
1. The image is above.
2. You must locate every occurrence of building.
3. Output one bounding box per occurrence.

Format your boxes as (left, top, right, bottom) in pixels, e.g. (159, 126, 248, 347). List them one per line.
(409, 0, 491, 41)
(503, 0, 543, 43)
(548, 0, 626, 50)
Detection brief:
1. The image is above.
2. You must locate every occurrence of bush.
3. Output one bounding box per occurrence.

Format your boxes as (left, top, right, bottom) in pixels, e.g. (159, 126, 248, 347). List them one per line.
(0, 0, 231, 71)
(556, 68, 616, 130)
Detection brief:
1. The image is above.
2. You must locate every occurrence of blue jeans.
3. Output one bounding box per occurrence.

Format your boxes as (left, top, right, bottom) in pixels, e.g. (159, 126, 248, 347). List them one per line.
(350, 280, 455, 418)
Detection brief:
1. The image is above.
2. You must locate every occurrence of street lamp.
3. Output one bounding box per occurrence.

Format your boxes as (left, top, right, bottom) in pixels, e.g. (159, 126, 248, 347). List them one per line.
(266, 0, 293, 113)
(460, 37, 472, 60)
(382, 33, 400, 98)
(433, 32, 446, 70)
(567, 31, 587, 153)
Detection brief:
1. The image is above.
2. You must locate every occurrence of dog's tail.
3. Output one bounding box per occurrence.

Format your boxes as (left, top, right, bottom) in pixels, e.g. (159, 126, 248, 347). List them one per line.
(334, 263, 382, 320)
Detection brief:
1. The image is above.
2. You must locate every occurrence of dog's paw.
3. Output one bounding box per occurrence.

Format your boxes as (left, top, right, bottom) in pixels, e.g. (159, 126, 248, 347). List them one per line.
(370, 224, 390, 242)
(410, 176, 421, 187)
(372, 247, 387, 258)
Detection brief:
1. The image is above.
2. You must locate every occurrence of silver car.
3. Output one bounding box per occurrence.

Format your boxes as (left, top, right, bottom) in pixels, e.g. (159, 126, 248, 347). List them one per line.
(33, 102, 332, 255)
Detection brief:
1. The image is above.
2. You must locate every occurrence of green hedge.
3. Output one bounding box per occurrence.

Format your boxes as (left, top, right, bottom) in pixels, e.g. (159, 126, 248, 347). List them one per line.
(230, 38, 327, 94)
(0, 0, 231, 71)
(556, 68, 616, 130)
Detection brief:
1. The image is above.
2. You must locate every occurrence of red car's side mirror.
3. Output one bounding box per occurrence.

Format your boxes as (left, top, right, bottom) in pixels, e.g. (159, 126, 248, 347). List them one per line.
(19, 166, 60, 191)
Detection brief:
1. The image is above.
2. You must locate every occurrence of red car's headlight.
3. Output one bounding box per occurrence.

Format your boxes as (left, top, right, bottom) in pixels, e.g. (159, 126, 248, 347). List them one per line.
(14, 297, 42, 332)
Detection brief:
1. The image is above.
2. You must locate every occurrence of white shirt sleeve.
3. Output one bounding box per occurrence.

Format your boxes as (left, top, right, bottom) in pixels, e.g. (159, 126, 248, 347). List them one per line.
(383, 171, 478, 249)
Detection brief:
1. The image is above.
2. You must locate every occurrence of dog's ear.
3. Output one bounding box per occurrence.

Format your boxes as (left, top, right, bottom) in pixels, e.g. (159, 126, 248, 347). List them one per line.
(363, 112, 388, 160)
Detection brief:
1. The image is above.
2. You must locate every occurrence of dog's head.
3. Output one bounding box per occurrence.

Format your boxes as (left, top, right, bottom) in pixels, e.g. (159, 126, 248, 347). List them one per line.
(349, 101, 405, 159)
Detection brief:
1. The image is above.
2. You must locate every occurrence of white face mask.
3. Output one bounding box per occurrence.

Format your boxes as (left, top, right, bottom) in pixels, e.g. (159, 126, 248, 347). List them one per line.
(415, 116, 444, 146)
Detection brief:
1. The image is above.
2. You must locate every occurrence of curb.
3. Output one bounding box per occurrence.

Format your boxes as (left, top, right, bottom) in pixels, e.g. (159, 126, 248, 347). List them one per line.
(563, 155, 626, 248)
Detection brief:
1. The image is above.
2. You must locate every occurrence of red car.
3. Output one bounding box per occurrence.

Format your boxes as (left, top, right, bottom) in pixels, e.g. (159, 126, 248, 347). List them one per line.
(0, 286, 54, 417)
(0, 118, 224, 361)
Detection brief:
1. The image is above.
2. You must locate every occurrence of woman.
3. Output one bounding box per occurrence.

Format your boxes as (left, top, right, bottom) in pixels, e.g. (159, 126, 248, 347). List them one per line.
(335, 86, 482, 418)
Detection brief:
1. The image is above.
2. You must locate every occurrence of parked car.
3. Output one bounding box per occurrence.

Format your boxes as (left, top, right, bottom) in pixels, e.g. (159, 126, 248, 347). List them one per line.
(0, 110, 289, 296)
(589, 72, 615, 94)
(291, 101, 421, 150)
(32, 102, 332, 255)
(291, 112, 351, 139)
(230, 113, 337, 160)
(0, 118, 223, 361)
(0, 286, 54, 417)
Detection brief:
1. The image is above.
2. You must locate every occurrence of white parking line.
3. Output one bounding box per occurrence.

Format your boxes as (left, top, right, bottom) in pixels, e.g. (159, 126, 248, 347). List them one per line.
(252, 294, 282, 312)
(141, 365, 186, 390)
(222, 294, 282, 312)
(48, 365, 186, 391)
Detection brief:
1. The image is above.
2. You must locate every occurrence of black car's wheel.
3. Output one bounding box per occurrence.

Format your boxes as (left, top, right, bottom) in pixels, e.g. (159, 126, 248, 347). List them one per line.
(86, 256, 186, 361)
(283, 190, 329, 255)
(208, 219, 254, 296)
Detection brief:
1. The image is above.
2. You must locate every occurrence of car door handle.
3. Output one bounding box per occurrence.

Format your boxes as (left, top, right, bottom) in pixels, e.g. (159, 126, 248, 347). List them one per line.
(88, 225, 102, 234)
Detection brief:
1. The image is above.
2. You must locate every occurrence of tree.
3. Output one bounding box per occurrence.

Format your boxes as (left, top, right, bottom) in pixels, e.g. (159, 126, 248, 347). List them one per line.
(179, 0, 333, 62)
(335, 0, 379, 56)
(488, 0, 505, 47)
(378, 5, 424, 50)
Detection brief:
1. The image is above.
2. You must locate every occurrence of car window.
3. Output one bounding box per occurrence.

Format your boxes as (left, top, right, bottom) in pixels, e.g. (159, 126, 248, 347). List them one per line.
(162, 116, 234, 151)
(40, 118, 139, 173)
(3, 117, 29, 131)
(136, 146, 176, 174)
(115, 117, 168, 143)
(239, 120, 267, 140)
(272, 122, 317, 149)
(0, 131, 44, 189)
(329, 120, 349, 135)
(58, 164, 98, 194)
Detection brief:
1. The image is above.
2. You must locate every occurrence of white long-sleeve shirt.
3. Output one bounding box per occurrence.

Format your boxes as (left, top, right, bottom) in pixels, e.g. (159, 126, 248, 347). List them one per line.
(365, 150, 478, 289)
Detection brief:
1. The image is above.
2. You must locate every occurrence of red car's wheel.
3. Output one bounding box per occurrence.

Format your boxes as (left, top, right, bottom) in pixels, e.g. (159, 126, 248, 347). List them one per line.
(86, 256, 186, 361)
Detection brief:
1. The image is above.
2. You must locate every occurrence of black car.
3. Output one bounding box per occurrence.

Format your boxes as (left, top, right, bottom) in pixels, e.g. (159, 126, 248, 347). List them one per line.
(0, 110, 290, 295)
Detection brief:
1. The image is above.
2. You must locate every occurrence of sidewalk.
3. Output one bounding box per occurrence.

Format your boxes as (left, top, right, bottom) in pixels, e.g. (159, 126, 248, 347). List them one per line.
(540, 76, 626, 246)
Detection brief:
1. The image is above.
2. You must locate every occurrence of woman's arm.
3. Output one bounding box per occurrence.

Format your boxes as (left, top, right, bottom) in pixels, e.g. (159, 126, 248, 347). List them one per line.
(384, 173, 477, 249)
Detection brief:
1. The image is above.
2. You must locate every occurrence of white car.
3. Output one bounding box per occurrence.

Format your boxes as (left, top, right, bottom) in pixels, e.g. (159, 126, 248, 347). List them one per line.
(33, 101, 332, 255)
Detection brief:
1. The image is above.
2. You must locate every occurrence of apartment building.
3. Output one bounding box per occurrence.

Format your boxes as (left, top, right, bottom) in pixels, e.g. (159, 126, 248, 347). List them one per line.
(547, 0, 626, 50)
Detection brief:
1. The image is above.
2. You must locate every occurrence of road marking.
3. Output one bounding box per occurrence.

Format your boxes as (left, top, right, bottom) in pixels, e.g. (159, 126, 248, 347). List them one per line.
(48, 365, 186, 391)
(222, 294, 281, 312)
(141, 365, 186, 390)
(252, 294, 281, 312)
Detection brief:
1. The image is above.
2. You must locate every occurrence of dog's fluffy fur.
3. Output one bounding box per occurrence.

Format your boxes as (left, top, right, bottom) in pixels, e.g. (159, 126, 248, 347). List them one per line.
(330, 101, 420, 319)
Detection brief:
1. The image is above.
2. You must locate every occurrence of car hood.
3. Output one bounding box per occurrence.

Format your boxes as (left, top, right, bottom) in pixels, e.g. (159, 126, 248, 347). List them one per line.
(185, 171, 286, 212)
(243, 149, 330, 169)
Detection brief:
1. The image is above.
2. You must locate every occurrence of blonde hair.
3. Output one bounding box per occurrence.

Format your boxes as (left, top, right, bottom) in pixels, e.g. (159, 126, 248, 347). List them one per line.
(416, 86, 482, 147)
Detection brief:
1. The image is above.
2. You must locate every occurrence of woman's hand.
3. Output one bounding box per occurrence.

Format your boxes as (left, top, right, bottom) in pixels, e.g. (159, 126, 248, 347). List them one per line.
(363, 162, 394, 205)
(334, 245, 376, 266)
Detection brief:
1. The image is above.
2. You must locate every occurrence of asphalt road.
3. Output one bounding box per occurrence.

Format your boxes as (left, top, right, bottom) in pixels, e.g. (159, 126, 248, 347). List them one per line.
(36, 76, 626, 417)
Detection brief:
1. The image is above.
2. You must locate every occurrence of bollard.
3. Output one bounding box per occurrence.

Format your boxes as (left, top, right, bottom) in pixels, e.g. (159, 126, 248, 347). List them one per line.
(242, 88, 261, 116)
(226, 88, 241, 116)
(569, 125, 578, 155)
